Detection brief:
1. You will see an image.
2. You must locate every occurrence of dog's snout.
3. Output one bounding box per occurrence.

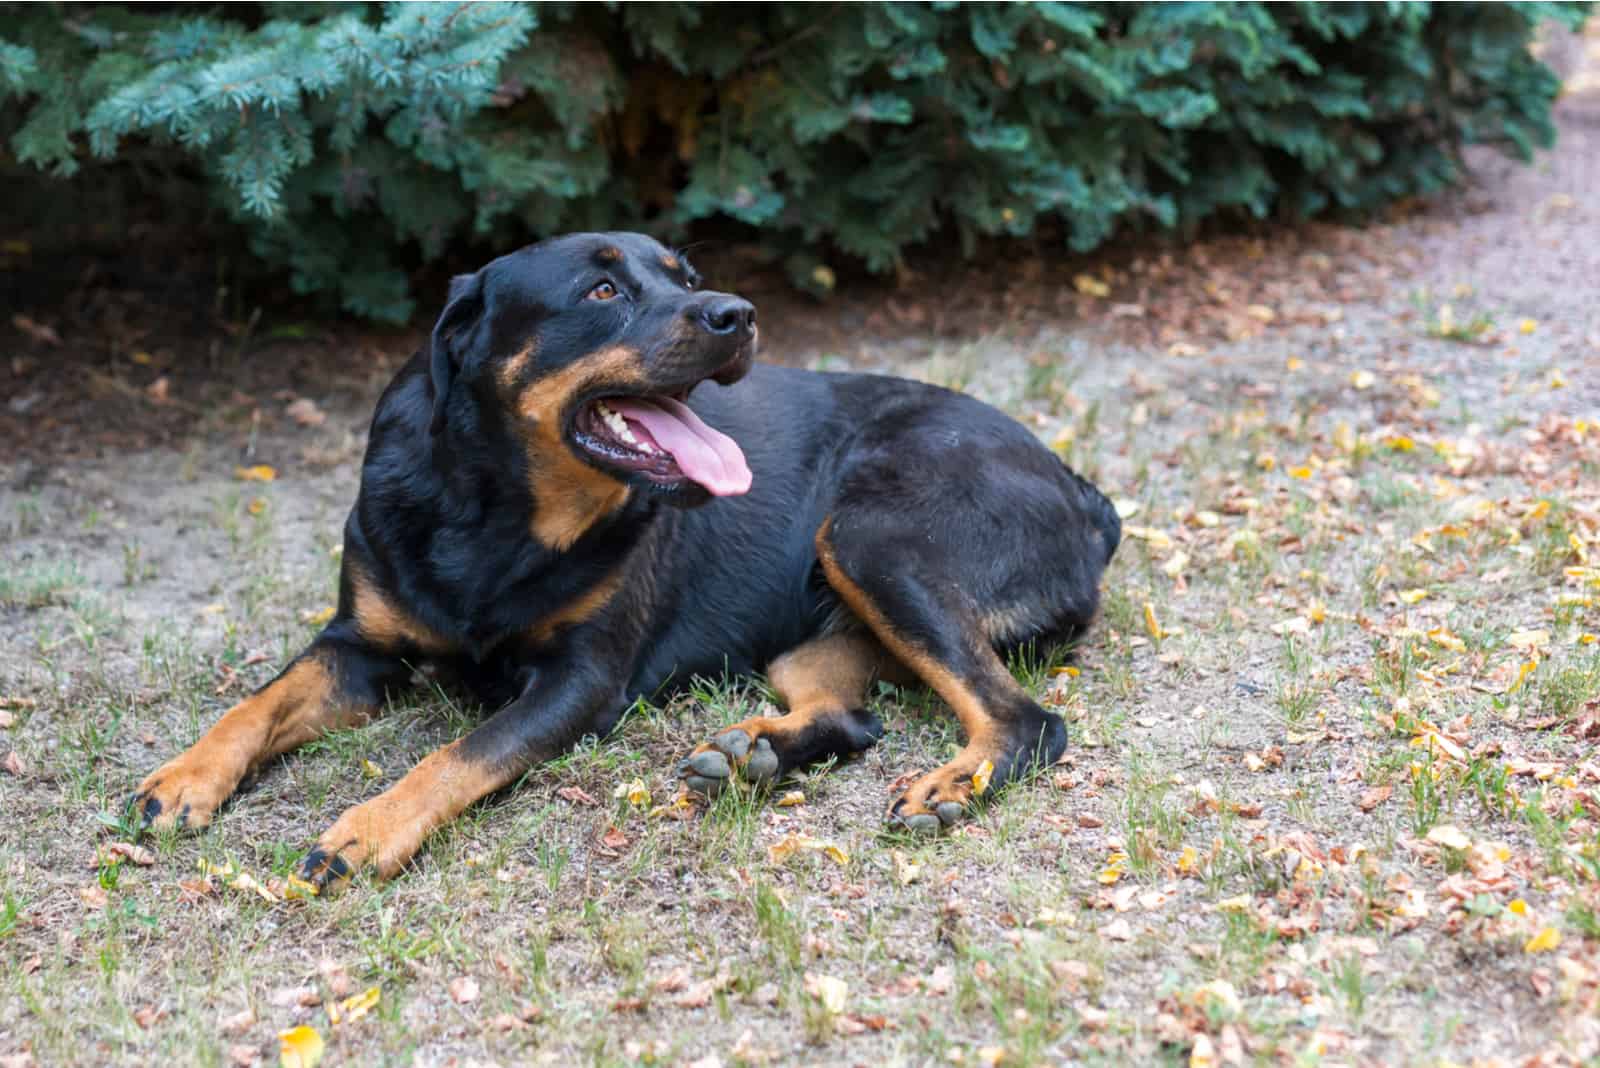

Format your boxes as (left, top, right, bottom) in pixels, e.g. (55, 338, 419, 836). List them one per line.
(697, 296, 755, 337)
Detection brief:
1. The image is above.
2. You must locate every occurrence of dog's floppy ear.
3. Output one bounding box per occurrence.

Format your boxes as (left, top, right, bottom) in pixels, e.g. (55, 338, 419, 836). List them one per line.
(429, 272, 484, 436)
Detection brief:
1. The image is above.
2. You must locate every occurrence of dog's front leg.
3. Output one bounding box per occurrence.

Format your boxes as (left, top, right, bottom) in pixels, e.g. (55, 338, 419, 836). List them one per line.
(132, 628, 410, 831)
(297, 651, 624, 890)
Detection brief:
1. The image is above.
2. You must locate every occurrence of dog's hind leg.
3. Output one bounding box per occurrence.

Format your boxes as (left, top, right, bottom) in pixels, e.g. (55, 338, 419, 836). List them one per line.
(680, 630, 910, 794)
(814, 515, 1079, 832)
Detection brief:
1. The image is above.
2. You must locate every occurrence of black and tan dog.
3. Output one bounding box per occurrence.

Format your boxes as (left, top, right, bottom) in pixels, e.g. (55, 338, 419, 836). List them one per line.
(130, 232, 1121, 888)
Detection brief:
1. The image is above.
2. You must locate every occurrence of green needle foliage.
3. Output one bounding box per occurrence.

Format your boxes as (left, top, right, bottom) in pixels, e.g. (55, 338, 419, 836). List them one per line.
(1, 2, 1587, 321)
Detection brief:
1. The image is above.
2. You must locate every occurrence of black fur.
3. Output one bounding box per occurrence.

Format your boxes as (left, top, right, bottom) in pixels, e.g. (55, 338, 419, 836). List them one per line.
(313, 232, 1121, 798)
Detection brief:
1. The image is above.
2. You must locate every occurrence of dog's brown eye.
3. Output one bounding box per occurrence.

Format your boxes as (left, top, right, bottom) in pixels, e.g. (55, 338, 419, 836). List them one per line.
(587, 281, 618, 301)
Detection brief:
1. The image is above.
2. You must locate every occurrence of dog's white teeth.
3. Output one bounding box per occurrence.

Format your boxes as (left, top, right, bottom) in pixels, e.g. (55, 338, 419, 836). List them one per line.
(596, 401, 655, 453)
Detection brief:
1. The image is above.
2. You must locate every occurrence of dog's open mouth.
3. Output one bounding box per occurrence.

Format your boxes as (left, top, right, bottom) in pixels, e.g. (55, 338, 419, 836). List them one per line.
(572, 392, 752, 497)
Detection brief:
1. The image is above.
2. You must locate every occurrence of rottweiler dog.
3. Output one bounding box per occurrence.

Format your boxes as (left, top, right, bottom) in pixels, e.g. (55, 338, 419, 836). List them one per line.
(131, 232, 1121, 889)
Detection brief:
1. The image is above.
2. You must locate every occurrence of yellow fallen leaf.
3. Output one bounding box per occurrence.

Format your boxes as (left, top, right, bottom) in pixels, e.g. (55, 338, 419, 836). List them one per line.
(336, 986, 380, 1024)
(247, 497, 267, 516)
(1525, 926, 1561, 953)
(1428, 628, 1466, 653)
(1288, 465, 1313, 480)
(279, 1025, 324, 1068)
(1190, 1032, 1217, 1068)
(301, 606, 336, 626)
(971, 759, 995, 798)
(1580, 634, 1597, 646)
(1245, 304, 1275, 323)
(1216, 895, 1253, 913)
(360, 759, 382, 780)
(1176, 846, 1200, 876)
(282, 875, 320, 900)
(776, 790, 806, 807)
(1073, 273, 1110, 298)
(1398, 588, 1429, 605)
(1098, 851, 1128, 885)
(1161, 551, 1189, 578)
(803, 972, 848, 1014)
(1507, 629, 1550, 651)
(892, 850, 922, 886)
(1508, 898, 1528, 916)
(1051, 665, 1081, 677)
(613, 778, 650, 808)
(1286, 356, 1304, 371)
(1308, 600, 1327, 624)
(1143, 602, 1166, 641)
(1508, 658, 1539, 693)
(1385, 435, 1416, 452)
(767, 834, 849, 867)
(235, 465, 277, 482)
(1350, 370, 1376, 390)
(1426, 825, 1471, 851)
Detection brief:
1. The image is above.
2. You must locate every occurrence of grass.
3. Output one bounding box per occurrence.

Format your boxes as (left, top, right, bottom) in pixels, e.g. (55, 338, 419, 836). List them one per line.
(6, 217, 1600, 1065)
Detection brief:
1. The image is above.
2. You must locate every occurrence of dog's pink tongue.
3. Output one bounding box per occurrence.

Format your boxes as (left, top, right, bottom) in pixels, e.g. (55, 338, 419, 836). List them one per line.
(607, 396, 752, 496)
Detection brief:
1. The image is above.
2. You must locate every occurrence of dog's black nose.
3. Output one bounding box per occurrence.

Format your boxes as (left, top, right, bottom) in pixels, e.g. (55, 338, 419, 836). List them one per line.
(698, 296, 756, 336)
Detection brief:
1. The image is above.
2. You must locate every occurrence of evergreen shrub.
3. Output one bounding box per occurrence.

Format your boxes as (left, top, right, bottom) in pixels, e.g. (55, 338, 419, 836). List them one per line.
(1, 2, 1586, 321)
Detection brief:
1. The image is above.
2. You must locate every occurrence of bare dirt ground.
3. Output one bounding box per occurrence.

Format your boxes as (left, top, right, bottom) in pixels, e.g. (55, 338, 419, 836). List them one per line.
(4, 26, 1600, 1068)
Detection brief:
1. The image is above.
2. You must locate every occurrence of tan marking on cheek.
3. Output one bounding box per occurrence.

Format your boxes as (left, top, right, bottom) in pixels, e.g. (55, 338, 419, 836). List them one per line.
(660, 253, 680, 271)
(517, 347, 646, 551)
(528, 569, 623, 644)
(350, 566, 449, 653)
(496, 342, 536, 395)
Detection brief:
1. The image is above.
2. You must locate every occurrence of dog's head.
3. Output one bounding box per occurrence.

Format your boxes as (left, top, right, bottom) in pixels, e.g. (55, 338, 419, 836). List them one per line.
(427, 233, 757, 541)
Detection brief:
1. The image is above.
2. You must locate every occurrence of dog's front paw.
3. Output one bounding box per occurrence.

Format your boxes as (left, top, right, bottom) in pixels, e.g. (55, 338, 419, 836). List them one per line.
(296, 797, 416, 893)
(129, 755, 238, 832)
(678, 726, 781, 796)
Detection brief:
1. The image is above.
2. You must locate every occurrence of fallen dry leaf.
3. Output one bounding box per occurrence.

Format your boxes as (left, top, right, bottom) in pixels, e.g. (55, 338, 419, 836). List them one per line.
(278, 1025, 323, 1068)
(1525, 927, 1562, 954)
(767, 834, 849, 867)
(449, 976, 479, 1004)
(285, 398, 326, 427)
(1357, 785, 1393, 812)
(333, 986, 380, 1024)
(104, 842, 154, 866)
(803, 972, 848, 1014)
(234, 465, 277, 482)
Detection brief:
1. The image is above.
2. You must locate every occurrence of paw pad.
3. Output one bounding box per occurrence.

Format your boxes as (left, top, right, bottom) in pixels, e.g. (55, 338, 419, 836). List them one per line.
(679, 731, 779, 796)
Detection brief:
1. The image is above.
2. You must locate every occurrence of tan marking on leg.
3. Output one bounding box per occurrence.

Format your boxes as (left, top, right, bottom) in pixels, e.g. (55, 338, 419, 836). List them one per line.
(349, 565, 449, 654)
(768, 631, 898, 718)
(516, 347, 646, 550)
(135, 658, 368, 829)
(816, 518, 1037, 819)
(694, 631, 893, 753)
(815, 520, 1007, 753)
(307, 739, 510, 881)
